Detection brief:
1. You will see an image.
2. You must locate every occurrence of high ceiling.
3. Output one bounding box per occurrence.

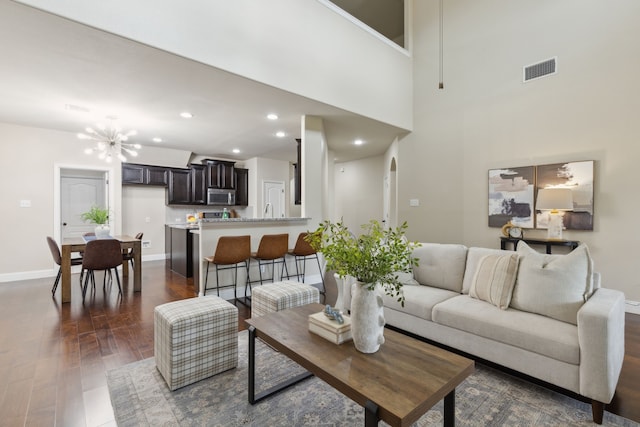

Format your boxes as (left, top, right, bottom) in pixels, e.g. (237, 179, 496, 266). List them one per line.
(0, 1, 408, 165)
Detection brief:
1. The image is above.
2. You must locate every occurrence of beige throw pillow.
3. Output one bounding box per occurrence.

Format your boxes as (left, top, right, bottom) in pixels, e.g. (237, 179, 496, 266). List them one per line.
(469, 253, 520, 309)
(511, 242, 593, 325)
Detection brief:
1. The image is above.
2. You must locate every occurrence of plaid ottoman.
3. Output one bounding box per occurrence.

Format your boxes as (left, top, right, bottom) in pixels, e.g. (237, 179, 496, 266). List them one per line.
(154, 296, 238, 391)
(252, 280, 320, 317)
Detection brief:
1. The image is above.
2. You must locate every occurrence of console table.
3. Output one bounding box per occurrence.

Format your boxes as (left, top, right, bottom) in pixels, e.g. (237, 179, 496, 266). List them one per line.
(500, 236, 580, 254)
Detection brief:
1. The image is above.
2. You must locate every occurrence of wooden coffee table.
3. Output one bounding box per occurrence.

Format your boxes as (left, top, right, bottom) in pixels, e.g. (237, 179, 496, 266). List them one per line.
(245, 303, 474, 427)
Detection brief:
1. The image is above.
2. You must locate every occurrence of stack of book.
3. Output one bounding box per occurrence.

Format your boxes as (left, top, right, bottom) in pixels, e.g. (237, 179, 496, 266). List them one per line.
(308, 311, 352, 344)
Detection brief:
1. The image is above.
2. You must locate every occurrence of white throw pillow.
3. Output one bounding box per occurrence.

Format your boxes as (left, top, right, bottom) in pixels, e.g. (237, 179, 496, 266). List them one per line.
(412, 243, 468, 292)
(469, 253, 519, 310)
(510, 241, 593, 325)
(394, 270, 419, 286)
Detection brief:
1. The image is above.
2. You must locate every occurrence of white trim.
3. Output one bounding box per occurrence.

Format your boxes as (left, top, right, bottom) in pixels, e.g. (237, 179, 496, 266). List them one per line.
(0, 255, 165, 283)
(0, 269, 57, 283)
(54, 163, 116, 243)
(316, 0, 410, 57)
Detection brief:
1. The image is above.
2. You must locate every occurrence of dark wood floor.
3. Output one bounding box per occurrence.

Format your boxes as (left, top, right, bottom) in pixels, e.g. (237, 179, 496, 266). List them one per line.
(0, 260, 638, 426)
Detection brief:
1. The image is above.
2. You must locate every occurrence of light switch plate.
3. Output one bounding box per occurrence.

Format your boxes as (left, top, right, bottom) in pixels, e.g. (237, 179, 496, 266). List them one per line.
(19, 199, 31, 208)
(409, 199, 420, 207)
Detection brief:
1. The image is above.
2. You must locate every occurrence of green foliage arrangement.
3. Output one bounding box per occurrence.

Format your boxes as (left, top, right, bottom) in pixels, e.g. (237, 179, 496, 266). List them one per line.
(80, 205, 110, 225)
(306, 220, 420, 306)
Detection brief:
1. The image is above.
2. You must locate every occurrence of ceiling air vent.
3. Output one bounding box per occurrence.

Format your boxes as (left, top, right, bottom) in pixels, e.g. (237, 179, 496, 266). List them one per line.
(523, 57, 557, 82)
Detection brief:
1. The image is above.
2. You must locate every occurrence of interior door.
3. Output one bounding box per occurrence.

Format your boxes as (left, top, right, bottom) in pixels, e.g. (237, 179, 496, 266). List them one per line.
(263, 180, 285, 218)
(61, 172, 107, 239)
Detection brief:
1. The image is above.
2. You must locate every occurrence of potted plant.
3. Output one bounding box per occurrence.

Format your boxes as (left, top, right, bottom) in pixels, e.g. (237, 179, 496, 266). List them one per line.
(80, 205, 111, 239)
(306, 220, 420, 353)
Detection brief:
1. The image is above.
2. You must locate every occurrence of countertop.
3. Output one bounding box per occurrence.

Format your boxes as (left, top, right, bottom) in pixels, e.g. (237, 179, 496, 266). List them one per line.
(167, 217, 310, 228)
(167, 224, 199, 230)
(200, 217, 310, 223)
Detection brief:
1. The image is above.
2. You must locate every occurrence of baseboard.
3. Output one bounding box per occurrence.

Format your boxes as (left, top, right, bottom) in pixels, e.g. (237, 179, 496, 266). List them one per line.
(625, 300, 640, 315)
(0, 254, 167, 284)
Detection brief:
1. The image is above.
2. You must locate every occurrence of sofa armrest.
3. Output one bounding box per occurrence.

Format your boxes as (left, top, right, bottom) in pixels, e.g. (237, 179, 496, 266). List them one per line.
(577, 287, 625, 403)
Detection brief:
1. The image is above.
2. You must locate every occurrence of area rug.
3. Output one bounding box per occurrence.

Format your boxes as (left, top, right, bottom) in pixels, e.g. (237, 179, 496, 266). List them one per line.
(107, 331, 634, 426)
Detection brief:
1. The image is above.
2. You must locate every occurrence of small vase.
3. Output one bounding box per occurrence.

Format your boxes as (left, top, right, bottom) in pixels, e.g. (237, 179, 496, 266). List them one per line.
(94, 224, 111, 239)
(350, 281, 385, 353)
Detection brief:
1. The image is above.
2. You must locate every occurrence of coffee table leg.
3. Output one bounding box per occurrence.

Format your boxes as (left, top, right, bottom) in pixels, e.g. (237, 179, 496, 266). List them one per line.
(444, 389, 455, 427)
(364, 400, 379, 427)
(248, 326, 313, 404)
(248, 326, 258, 403)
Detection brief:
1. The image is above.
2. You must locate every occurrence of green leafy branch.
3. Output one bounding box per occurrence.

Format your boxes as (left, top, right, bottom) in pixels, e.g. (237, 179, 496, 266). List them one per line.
(306, 220, 420, 306)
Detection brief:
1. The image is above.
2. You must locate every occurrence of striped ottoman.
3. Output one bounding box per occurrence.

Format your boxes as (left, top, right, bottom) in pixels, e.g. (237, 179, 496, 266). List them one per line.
(251, 280, 320, 317)
(154, 296, 238, 391)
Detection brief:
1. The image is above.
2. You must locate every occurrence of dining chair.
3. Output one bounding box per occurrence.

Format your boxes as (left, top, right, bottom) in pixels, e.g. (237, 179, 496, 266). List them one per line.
(46, 236, 83, 295)
(81, 239, 123, 301)
(122, 232, 143, 269)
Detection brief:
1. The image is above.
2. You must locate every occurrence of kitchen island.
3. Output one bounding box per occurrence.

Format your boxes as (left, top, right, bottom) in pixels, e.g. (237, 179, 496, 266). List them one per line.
(165, 224, 199, 278)
(196, 217, 318, 298)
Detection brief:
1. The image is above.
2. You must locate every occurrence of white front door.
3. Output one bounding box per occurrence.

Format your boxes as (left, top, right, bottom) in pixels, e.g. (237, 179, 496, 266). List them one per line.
(263, 180, 285, 218)
(60, 171, 107, 239)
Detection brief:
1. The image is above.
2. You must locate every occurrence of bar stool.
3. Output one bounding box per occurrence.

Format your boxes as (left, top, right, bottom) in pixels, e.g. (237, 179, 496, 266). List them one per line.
(203, 235, 251, 300)
(250, 233, 290, 286)
(287, 232, 325, 297)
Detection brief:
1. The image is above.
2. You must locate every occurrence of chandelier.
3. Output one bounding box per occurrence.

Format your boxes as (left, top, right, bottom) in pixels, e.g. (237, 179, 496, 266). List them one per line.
(78, 121, 141, 163)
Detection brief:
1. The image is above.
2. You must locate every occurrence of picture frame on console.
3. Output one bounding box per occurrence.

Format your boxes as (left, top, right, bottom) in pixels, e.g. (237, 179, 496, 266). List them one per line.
(488, 166, 535, 228)
(535, 160, 594, 231)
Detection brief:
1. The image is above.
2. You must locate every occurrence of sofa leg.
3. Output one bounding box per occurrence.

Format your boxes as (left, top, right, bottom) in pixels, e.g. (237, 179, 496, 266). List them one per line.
(591, 400, 604, 424)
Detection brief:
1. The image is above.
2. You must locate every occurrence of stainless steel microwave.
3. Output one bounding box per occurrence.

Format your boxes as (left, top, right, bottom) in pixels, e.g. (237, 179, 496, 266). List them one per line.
(207, 188, 236, 205)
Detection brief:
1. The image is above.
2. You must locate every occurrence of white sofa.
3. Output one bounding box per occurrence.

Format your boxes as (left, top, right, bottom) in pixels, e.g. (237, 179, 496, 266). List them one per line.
(374, 241, 625, 424)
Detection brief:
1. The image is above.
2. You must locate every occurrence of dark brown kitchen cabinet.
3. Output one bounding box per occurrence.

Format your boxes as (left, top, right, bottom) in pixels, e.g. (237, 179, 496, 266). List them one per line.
(122, 163, 145, 184)
(167, 168, 191, 204)
(294, 138, 301, 205)
(235, 167, 248, 206)
(147, 166, 169, 185)
(203, 159, 235, 189)
(122, 163, 168, 186)
(190, 164, 207, 204)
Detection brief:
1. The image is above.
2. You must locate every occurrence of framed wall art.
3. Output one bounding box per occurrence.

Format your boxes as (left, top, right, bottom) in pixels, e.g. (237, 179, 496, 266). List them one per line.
(535, 160, 594, 231)
(488, 166, 535, 228)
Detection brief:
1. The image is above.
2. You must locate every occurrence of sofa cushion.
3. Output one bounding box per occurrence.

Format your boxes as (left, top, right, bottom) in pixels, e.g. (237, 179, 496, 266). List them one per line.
(412, 243, 467, 292)
(462, 247, 512, 294)
(433, 295, 579, 364)
(469, 253, 519, 310)
(511, 242, 593, 325)
(382, 284, 460, 321)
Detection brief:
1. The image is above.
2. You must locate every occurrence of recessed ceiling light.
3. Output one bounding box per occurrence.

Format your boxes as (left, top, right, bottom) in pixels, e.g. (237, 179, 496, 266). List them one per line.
(276, 131, 286, 138)
(232, 148, 240, 154)
(354, 139, 364, 145)
(180, 112, 193, 118)
(152, 137, 162, 143)
(267, 113, 278, 120)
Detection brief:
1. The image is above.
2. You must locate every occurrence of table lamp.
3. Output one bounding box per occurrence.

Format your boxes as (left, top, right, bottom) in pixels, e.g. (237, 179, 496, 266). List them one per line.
(536, 188, 573, 240)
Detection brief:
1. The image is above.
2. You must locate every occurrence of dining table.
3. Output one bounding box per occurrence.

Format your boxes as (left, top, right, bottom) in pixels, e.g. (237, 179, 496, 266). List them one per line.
(60, 234, 142, 303)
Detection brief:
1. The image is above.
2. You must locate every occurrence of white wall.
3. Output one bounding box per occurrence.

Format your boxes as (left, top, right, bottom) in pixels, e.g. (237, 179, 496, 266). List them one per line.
(121, 186, 167, 258)
(301, 115, 330, 225)
(333, 156, 385, 235)
(17, 0, 413, 131)
(401, 0, 640, 301)
(0, 122, 122, 279)
(244, 157, 290, 218)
